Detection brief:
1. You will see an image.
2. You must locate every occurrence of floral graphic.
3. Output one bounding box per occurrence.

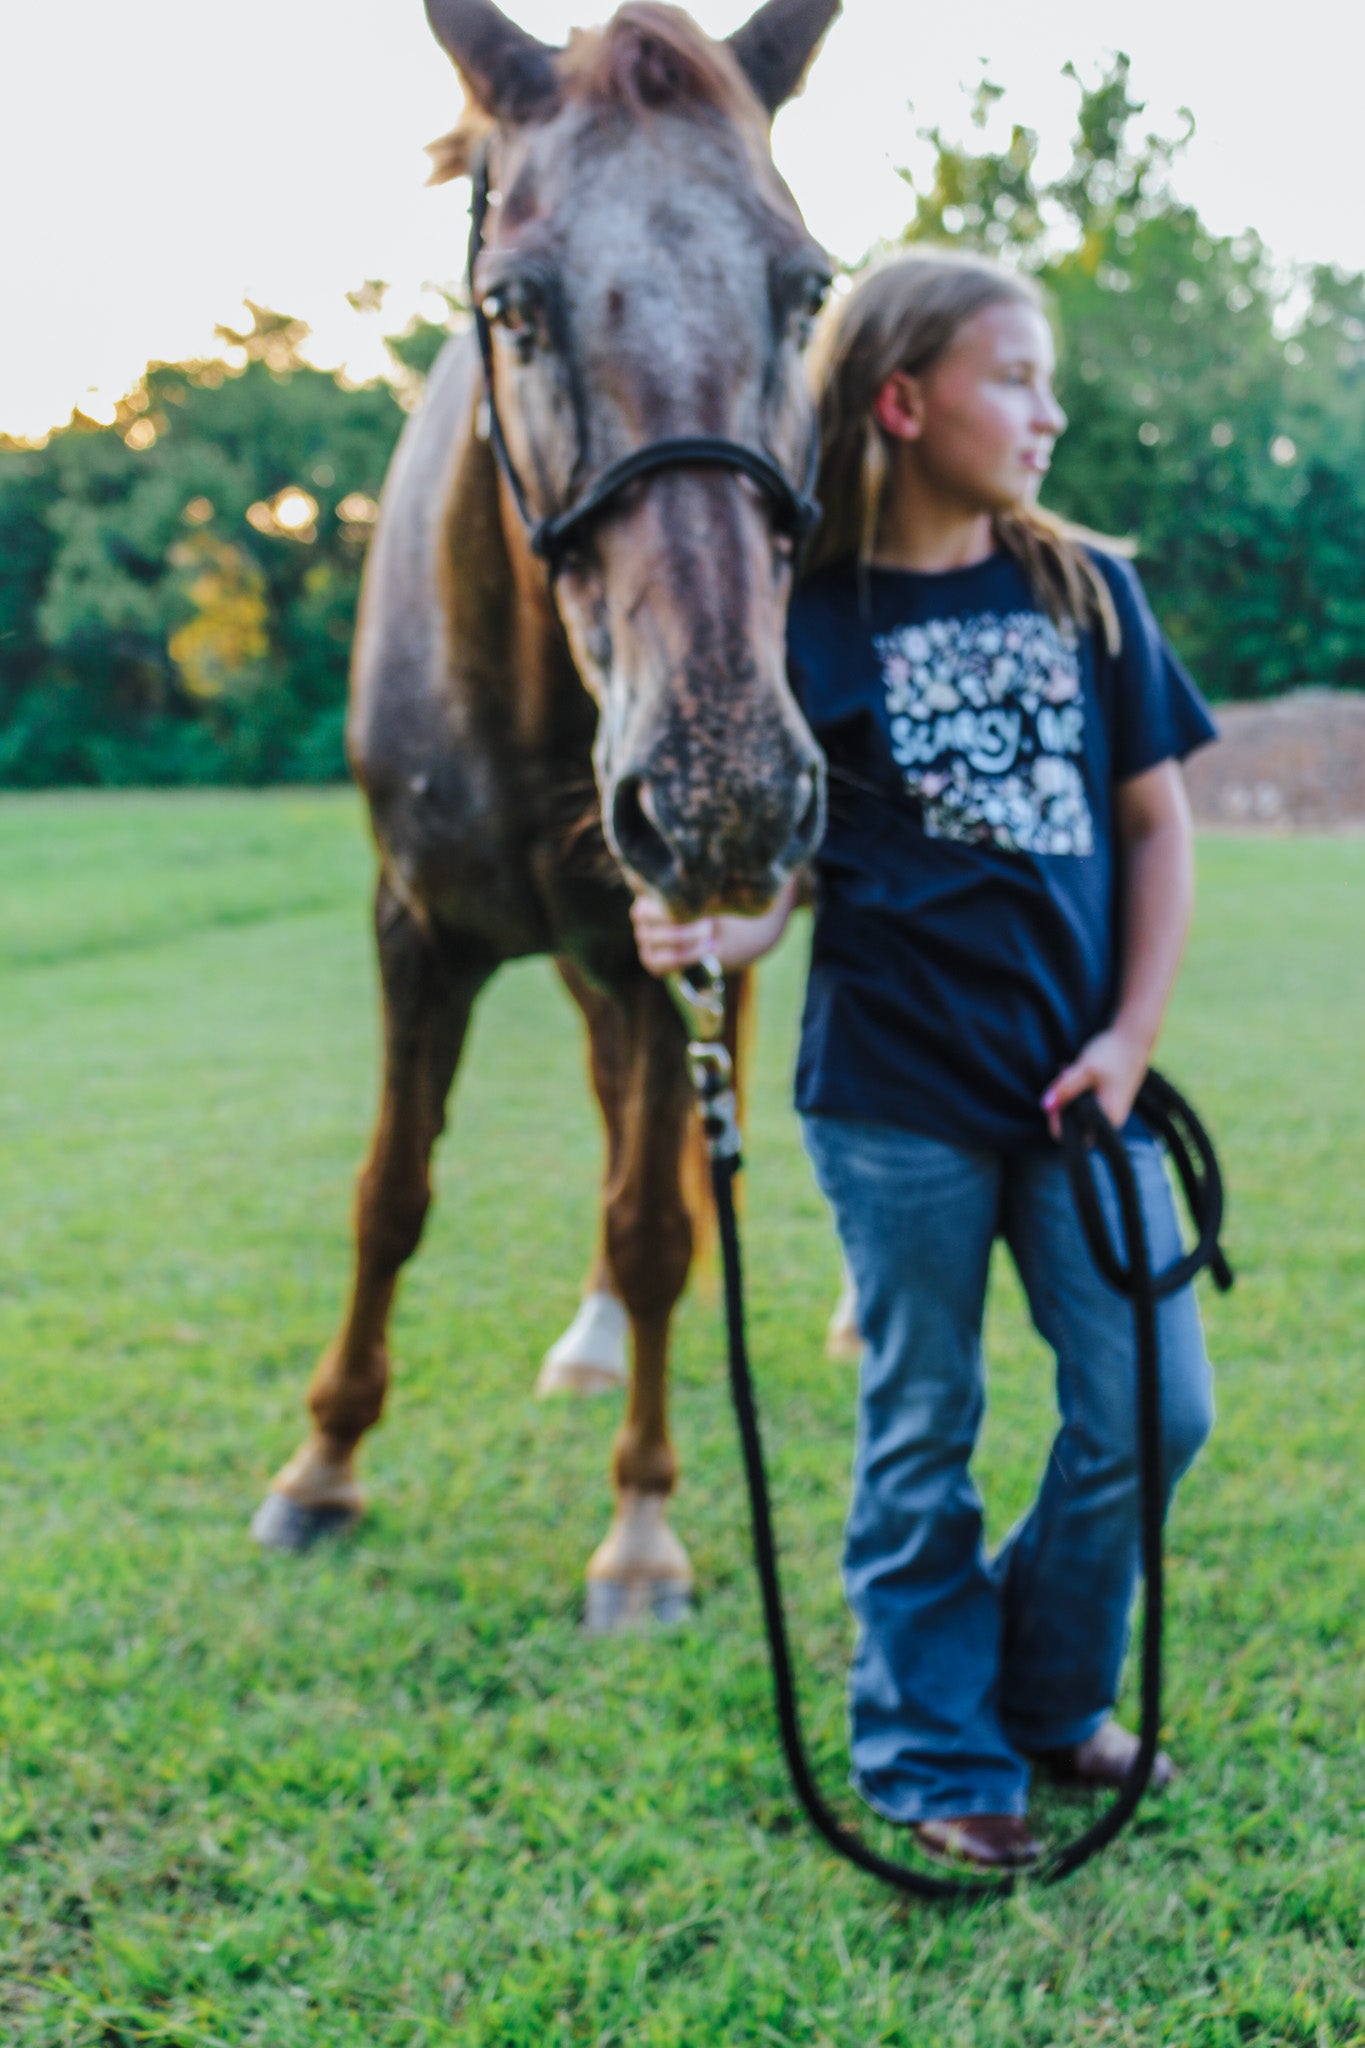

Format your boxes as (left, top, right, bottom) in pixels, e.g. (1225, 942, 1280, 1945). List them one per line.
(874, 611, 1093, 856)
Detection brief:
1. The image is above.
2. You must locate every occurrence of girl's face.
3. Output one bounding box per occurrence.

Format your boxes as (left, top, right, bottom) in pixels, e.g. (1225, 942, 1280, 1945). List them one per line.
(875, 300, 1066, 513)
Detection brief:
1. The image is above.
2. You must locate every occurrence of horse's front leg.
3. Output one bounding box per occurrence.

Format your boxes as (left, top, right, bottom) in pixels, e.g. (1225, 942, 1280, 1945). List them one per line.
(252, 878, 490, 1552)
(535, 959, 631, 1397)
(566, 968, 696, 1630)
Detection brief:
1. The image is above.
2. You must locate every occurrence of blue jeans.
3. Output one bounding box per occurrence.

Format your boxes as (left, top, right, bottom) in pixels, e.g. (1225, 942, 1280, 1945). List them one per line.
(801, 1113, 1214, 1824)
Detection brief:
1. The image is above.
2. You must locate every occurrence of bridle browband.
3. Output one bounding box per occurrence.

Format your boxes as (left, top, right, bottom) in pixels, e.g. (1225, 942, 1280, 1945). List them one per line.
(466, 151, 822, 575)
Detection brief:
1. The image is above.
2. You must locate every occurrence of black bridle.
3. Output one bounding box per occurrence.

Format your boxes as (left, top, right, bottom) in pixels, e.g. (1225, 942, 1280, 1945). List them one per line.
(466, 152, 822, 574)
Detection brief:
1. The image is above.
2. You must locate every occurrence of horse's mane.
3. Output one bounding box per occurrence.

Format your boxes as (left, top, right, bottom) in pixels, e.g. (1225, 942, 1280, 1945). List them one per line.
(561, 3, 762, 126)
(427, 3, 765, 187)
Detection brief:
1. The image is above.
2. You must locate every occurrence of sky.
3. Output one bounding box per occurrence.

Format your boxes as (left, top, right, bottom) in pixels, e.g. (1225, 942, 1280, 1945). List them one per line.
(3, 0, 1361, 441)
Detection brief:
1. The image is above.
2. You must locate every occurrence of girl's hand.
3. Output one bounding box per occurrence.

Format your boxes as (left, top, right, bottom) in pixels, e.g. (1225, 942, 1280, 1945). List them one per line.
(1041, 1026, 1149, 1142)
(630, 897, 722, 978)
(630, 879, 800, 980)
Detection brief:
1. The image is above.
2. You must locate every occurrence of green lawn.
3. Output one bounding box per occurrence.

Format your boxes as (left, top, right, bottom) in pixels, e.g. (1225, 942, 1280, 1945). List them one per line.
(1, 791, 1362, 2047)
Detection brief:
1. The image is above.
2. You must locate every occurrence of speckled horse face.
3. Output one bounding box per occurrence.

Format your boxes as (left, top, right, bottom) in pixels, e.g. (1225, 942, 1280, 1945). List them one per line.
(431, 0, 837, 914)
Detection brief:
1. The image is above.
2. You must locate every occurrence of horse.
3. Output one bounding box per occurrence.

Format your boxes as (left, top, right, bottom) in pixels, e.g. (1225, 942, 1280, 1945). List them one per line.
(251, 0, 841, 1628)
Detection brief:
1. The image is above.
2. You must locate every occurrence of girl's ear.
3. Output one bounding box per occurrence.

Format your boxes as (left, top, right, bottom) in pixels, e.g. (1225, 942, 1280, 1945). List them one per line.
(873, 371, 922, 443)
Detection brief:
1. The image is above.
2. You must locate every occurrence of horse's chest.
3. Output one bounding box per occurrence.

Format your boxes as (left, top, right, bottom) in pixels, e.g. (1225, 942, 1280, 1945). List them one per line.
(371, 750, 628, 966)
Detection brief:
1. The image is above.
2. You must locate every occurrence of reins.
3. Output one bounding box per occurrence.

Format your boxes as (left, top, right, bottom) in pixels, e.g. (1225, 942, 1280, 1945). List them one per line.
(466, 154, 821, 574)
(669, 956, 1234, 1900)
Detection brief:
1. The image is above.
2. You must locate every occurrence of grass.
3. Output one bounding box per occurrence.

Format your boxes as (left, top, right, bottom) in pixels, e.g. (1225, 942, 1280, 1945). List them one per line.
(0, 789, 1362, 2047)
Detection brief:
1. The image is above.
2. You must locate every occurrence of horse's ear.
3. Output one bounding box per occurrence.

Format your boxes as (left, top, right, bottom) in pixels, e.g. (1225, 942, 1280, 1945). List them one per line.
(424, 0, 560, 124)
(726, 0, 840, 115)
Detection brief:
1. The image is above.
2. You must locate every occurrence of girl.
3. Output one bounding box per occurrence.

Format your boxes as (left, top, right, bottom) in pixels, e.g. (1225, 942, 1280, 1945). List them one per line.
(633, 252, 1216, 1871)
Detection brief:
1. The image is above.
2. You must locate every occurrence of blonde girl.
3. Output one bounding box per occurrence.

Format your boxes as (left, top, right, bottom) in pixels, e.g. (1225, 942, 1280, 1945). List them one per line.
(634, 251, 1215, 1870)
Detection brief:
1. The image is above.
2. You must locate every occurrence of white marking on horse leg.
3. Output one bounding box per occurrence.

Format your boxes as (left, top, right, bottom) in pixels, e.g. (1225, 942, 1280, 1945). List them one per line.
(583, 1487, 693, 1631)
(825, 1261, 862, 1363)
(537, 1290, 629, 1397)
(271, 1435, 365, 1511)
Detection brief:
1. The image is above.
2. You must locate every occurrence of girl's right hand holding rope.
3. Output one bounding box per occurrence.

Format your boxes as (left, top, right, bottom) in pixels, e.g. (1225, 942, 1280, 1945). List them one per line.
(630, 878, 798, 979)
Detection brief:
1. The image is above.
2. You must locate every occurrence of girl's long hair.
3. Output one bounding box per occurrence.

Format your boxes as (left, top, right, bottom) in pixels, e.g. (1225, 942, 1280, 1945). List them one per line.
(805, 251, 1121, 653)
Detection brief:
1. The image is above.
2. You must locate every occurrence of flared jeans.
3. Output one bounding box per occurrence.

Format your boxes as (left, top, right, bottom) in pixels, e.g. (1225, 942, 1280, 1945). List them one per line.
(802, 1113, 1214, 1824)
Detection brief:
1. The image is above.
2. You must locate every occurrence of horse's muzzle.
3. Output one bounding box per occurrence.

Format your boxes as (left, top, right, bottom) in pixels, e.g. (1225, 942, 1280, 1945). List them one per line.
(607, 756, 825, 915)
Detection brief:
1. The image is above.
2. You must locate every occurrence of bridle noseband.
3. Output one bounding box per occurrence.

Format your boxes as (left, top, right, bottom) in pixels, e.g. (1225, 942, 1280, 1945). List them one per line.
(466, 153, 821, 575)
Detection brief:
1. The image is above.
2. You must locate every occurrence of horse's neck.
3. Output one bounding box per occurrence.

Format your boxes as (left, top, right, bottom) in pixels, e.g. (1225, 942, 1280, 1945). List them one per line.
(444, 405, 589, 764)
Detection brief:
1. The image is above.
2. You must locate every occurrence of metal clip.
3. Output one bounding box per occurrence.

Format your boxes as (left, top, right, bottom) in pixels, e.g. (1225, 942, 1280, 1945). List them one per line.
(666, 956, 740, 1163)
(666, 953, 726, 1043)
(687, 1041, 741, 1164)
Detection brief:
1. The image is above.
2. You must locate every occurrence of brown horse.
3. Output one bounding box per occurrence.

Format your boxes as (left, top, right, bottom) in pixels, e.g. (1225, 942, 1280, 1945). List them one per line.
(252, 0, 838, 1628)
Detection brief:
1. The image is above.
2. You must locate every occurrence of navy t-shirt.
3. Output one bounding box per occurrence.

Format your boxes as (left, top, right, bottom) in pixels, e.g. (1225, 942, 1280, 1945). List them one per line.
(788, 549, 1217, 1151)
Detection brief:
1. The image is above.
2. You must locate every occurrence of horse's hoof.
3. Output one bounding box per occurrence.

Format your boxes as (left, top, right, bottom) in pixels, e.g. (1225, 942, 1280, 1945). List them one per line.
(583, 1578, 694, 1633)
(251, 1492, 360, 1553)
(537, 1358, 627, 1396)
(825, 1272, 862, 1362)
(825, 1317, 862, 1363)
(537, 1291, 628, 1397)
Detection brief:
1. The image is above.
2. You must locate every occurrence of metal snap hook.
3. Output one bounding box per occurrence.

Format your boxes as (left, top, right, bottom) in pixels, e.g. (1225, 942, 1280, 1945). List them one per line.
(666, 952, 725, 1042)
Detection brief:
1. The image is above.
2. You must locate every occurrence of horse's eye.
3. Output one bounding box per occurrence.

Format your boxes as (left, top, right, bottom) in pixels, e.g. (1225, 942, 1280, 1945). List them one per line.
(482, 282, 539, 363)
(483, 291, 524, 332)
(795, 270, 833, 348)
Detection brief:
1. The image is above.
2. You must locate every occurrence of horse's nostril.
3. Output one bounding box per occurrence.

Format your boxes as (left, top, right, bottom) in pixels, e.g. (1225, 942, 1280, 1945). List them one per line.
(610, 774, 674, 887)
(790, 766, 825, 859)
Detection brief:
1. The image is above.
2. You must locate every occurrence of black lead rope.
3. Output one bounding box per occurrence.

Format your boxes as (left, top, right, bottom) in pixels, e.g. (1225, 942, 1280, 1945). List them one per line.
(673, 960, 1233, 1900)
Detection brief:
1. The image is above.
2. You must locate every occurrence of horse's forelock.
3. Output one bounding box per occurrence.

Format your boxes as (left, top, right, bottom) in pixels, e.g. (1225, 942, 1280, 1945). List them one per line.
(561, 4, 764, 129)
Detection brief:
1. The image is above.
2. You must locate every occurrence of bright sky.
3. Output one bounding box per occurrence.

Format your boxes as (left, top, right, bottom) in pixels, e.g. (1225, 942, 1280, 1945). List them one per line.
(4, 0, 1360, 440)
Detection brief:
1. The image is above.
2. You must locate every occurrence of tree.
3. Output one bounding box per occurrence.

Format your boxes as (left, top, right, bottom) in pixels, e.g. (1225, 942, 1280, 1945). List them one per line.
(0, 304, 412, 786)
(896, 58, 1365, 698)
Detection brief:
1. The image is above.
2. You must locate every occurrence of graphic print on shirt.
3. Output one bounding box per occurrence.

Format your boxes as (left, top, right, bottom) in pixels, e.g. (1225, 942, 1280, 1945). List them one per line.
(874, 611, 1095, 856)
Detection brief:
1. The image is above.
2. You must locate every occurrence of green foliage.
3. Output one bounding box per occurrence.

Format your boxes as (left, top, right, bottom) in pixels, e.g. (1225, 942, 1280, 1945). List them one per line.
(4, 68, 1364, 785)
(2, 793, 1364, 2042)
(0, 304, 420, 788)
(384, 286, 468, 384)
(897, 57, 1365, 698)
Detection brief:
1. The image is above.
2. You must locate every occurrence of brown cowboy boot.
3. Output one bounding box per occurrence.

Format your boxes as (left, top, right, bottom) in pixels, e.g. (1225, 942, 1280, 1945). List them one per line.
(1032, 1718, 1175, 1792)
(913, 1812, 1041, 1870)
